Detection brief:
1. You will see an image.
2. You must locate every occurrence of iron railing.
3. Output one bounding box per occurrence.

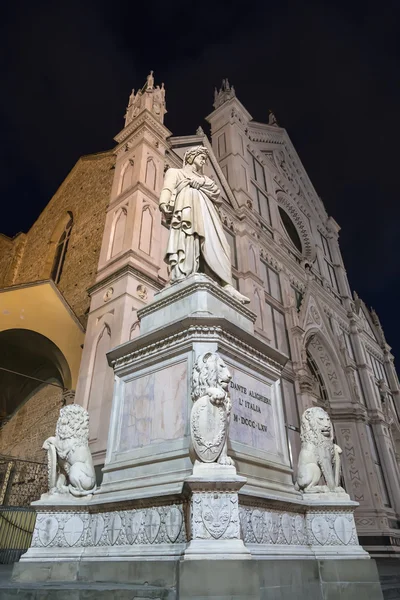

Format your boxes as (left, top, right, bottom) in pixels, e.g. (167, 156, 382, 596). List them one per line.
(0, 455, 47, 507)
(0, 507, 36, 564)
(0, 455, 45, 563)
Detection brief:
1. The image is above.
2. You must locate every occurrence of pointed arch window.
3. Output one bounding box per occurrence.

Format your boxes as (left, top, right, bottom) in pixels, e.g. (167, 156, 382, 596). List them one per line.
(51, 214, 73, 284)
(278, 206, 302, 254)
(306, 351, 329, 408)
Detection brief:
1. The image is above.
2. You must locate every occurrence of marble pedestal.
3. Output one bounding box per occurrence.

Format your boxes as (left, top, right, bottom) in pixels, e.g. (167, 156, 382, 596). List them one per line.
(19, 275, 369, 568)
(97, 273, 293, 503)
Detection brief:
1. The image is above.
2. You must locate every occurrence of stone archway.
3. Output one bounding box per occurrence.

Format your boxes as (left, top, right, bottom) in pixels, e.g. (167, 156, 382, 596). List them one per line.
(304, 330, 350, 404)
(0, 328, 72, 463)
(0, 328, 70, 424)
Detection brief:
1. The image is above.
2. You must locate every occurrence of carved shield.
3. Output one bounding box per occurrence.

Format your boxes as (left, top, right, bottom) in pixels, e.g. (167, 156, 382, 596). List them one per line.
(270, 513, 280, 543)
(46, 444, 58, 490)
(281, 513, 292, 544)
(295, 515, 305, 544)
(201, 494, 230, 539)
(334, 516, 353, 545)
(107, 513, 122, 545)
(165, 507, 183, 542)
(251, 510, 264, 543)
(127, 511, 143, 544)
(311, 516, 329, 545)
(264, 512, 272, 542)
(91, 514, 104, 545)
(190, 397, 227, 463)
(64, 516, 84, 547)
(39, 516, 59, 547)
(144, 509, 161, 543)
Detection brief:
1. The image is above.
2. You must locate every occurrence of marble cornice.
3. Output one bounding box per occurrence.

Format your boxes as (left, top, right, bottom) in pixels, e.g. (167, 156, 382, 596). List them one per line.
(364, 340, 386, 361)
(137, 278, 256, 323)
(114, 109, 172, 145)
(108, 318, 288, 374)
(247, 127, 284, 145)
(88, 264, 163, 296)
(107, 181, 159, 212)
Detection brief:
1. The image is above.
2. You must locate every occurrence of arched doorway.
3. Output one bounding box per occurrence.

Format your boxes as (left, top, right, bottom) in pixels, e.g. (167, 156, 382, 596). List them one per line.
(0, 329, 71, 425)
(0, 329, 72, 466)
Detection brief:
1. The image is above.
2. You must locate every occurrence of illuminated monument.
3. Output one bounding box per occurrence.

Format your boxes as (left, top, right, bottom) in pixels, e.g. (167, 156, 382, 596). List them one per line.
(1, 74, 399, 597)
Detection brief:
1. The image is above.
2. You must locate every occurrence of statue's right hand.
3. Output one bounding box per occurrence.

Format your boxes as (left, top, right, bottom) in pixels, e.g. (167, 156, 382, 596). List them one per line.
(189, 179, 202, 190)
(160, 203, 172, 216)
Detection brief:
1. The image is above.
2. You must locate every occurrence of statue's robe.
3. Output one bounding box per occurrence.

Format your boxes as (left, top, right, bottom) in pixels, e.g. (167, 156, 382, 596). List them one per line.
(161, 167, 232, 285)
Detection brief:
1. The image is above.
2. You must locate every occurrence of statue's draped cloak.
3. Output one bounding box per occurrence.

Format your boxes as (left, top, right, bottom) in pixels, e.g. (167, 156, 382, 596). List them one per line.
(162, 168, 232, 285)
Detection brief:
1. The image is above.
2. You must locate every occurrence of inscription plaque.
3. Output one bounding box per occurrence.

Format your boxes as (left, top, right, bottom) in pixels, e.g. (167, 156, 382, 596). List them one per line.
(227, 365, 278, 455)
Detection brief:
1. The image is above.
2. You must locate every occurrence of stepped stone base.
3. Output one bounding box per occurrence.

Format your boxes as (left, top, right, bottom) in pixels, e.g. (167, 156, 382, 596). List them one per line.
(5, 558, 383, 599)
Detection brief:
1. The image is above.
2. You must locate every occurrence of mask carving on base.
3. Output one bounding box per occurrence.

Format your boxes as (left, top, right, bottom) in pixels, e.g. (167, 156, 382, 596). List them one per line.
(190, 352, 235, 466)
(43, 405, 96, 498)
(296, 406, 345, 494)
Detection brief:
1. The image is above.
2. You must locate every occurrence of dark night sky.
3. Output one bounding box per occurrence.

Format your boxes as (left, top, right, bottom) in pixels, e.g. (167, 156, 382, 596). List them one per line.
(1, 0, 399, 360)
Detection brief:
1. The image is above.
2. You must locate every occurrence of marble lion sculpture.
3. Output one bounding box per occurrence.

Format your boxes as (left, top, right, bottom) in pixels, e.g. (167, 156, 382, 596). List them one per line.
(296, 406, 345, 494)
(190, 352, 235, 466)
(43, 404, 96, 497)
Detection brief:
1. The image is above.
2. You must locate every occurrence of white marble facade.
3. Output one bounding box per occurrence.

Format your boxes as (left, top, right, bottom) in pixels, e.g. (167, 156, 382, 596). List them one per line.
(71, 73, 400, 553)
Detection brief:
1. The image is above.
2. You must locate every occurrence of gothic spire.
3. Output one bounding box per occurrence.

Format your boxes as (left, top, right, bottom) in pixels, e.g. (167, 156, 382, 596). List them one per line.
(124, 71, 167, 127)
(213, 78, 236, 109)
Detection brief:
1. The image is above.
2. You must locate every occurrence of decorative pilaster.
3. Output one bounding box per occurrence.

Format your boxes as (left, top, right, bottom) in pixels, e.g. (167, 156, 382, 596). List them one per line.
(74, 72, 171, 462)
(184, 465, 251, 560)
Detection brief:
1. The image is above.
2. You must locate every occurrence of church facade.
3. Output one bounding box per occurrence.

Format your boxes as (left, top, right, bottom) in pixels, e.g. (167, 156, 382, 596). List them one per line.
(1, 73, 399, 557)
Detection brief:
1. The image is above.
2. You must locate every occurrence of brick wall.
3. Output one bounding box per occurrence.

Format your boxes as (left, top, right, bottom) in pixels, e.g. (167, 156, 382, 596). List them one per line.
(0, 385, 63, 463)
(0, 235, 14, 287)
(8, 150, 115, 323)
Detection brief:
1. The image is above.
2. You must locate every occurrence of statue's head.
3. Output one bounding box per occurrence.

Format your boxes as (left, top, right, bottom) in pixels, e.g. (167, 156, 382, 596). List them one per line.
(183, 146, 209, 171)
(192, 352, 231, 401)
(56, 404, 90, 443)
(300, 406, 333, 446)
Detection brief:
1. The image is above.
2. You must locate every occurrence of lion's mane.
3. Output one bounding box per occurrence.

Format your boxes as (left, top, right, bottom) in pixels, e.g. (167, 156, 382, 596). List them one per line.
(300, 406, 334, 455)
(56, 404, 90, 445)
(192, 352, 223, 401)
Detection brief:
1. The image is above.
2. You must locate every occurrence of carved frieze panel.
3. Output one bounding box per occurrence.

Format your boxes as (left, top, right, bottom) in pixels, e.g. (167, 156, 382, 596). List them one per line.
(305, 510, 358, 547)
(240, 506, 305, 546)
(31, 504, 186, 549)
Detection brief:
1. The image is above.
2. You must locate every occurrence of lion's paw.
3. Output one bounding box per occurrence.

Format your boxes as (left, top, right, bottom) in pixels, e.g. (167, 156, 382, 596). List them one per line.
(218, 455, 235, 466)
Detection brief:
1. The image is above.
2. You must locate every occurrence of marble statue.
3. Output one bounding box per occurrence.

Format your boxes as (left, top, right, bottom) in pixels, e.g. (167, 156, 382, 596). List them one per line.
(159, 145, 250, 304)
(296, 406, 345, 494)
(124, 88, 141, 126)
(146, 70, 154, 90)
(42, 404, 96, 498)
(268, 110, 278, 126)
(190, 352, 235, 466)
